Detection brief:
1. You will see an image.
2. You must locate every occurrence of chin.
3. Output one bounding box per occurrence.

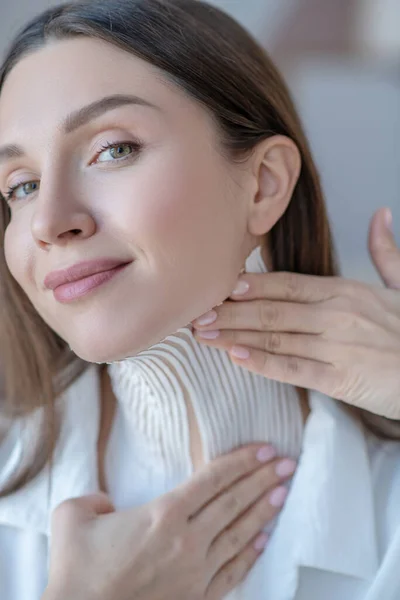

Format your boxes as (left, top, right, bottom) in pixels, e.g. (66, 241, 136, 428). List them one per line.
(66, 322, 164, 364)
(61, 293, 218, 364)
(69, 338, 139, 364)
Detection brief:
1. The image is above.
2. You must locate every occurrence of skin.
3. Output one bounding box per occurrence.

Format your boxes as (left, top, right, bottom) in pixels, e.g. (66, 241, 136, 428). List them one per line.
(0, 37, 300, 364)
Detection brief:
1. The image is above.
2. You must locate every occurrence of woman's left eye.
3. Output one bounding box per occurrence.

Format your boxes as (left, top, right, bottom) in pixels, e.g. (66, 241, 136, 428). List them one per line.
(95, 140, 142, 164)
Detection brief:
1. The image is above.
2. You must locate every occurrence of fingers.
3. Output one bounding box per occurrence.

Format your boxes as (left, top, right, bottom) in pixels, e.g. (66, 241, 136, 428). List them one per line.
(194, 329, 337, 363)
(193, 300, 327, 335)
(206, 538, 266, 600)
(368, 207, 400, 290)
(207, 481, 289, 571)
(229, 270, 354, 303)
(195, 456, 295, 534)
(227, 346, 337, 395)
(176, 444, 278, 516)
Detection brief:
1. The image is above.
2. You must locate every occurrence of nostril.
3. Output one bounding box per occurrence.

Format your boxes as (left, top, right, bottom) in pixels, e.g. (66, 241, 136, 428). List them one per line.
(71, 229, 82, 235)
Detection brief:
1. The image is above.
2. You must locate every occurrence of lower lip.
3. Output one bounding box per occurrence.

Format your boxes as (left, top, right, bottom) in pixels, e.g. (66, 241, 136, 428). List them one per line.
(53, 263, 130, 304)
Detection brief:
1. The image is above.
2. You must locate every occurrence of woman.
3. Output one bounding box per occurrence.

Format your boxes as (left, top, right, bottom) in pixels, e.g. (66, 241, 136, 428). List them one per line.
(39, 207, 400, 600)
(38, 207, 400, 600)
(0, 1, 399, 599)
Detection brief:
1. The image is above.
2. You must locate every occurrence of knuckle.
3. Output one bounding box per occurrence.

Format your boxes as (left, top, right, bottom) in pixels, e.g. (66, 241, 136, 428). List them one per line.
(325, 294, 350, 313)
(232, 330, 243, 344)
(224, 493, 242, 514)
(224, 301, 235, 324)
(259, 301, 279, 330)
(334, 307, 363, 332)
(260, 350, 271, 374)
(241, 447, 258, 470)
(171, 531, 197, 557)
(154, 496, 179, 525)
(236, 554, 254, 584)
(226, 529, 242, 551)
(341, 278, 367, 299)
(328, 295, 367, 326)
(341, 295, 362, 316)
(224, 566, 237, 589)
(330, 308, 351, 330)
(210, 470, 225, 495)
(282, 272, 302, 300)
(285, 356, 301, 375)
(264, 332, 281, 352)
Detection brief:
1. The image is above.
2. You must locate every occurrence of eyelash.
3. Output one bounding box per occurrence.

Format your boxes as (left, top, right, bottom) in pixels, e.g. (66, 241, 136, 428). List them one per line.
(4, 139, 143, 204)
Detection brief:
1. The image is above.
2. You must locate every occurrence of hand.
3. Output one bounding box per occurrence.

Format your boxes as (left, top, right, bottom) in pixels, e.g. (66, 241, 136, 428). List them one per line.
(43, 443, 294, 600)
(192, 208, 400, 419)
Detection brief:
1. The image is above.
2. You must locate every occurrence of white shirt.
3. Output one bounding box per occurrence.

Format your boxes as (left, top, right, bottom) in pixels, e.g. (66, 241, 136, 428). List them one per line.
(1, 365, 400, 599)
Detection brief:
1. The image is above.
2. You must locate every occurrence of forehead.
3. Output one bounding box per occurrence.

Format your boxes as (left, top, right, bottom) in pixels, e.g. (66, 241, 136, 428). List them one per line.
(0, 37, 192, 139)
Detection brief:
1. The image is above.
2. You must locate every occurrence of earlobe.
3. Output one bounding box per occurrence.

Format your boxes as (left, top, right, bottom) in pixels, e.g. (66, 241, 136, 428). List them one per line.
(247, 135, 301, 236)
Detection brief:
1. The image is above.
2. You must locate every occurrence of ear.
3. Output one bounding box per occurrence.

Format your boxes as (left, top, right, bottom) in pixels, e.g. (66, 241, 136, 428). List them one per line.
(247, 135, 301, 236)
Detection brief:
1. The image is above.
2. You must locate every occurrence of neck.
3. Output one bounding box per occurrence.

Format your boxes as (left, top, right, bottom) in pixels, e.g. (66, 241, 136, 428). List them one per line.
(104, 246, 308, 482)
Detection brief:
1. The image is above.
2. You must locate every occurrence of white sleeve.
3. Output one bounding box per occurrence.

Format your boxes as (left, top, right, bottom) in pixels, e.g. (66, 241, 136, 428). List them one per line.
(0, 417, 49, 600)
(0, 523, 48, 600)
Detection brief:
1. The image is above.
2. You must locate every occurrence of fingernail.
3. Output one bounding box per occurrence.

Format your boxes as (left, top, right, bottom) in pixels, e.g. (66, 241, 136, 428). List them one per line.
(253, 532, 269, 551)
(275, 459, 297, 478)
(256, 445, 277, 463)
(231, 279, 250, 296)
(385, 208, 393, 232)
(193, 310, 217, 327)
(196, 330, 220, 340)
(269, 486, 289, 508)
(230, 346, 250, 359)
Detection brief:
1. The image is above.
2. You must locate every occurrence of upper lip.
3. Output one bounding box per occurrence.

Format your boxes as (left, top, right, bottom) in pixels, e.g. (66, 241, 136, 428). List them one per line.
(44, 258, 132, 290)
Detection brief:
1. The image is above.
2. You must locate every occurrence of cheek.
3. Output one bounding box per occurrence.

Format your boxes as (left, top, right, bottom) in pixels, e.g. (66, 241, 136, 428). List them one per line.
(118, 146, 238, 260)
(4, 220, 34, 290)
(116, 146, 246, 320)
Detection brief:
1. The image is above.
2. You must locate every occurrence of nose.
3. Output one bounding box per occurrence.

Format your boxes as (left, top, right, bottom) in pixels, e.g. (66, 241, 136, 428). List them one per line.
(31, 184, 96, 250)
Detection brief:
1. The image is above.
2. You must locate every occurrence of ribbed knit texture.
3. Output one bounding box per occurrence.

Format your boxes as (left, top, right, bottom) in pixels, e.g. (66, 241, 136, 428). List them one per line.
(107, 246, 304, 481)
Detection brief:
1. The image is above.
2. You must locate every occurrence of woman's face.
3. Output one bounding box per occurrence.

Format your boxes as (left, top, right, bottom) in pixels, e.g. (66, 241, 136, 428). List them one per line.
(0, 38, 256, 362)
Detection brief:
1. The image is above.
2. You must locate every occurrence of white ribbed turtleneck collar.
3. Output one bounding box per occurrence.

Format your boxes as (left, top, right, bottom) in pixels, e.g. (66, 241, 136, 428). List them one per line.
(107, 245, 305, 481)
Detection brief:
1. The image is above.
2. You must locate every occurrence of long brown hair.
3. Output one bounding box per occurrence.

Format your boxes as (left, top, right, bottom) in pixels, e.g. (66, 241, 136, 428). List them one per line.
(0, 0, 395, 496)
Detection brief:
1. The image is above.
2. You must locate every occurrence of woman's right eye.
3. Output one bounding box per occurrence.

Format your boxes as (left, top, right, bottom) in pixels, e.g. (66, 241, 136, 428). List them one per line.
(3, 138, 142, 204)
(5, 181, 40, 203)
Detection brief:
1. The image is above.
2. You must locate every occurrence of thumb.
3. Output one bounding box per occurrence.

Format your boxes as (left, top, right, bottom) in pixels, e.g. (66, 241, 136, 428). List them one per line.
(68, 492, 116, 518)
(368, 207, 400, 289)
(51, 493, 116, 533)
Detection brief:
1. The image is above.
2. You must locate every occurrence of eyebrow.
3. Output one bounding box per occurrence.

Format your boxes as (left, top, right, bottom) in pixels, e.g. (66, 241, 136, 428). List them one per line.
(0, 94, 160, 166)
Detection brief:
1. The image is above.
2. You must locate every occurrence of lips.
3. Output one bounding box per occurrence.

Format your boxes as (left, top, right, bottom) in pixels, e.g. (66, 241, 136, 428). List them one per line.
(43, 258, 132, 303)
(44, 258, 131, 290)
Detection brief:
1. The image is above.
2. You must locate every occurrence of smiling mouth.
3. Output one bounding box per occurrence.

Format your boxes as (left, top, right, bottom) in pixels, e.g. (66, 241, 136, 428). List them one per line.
(50, 262, 132, 304)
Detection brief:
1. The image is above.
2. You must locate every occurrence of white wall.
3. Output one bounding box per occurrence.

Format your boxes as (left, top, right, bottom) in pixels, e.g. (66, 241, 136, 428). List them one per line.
(291, 58, 400, 281)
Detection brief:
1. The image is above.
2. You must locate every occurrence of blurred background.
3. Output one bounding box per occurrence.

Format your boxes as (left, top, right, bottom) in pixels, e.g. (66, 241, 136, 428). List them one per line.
(0, 0, 398, 283)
